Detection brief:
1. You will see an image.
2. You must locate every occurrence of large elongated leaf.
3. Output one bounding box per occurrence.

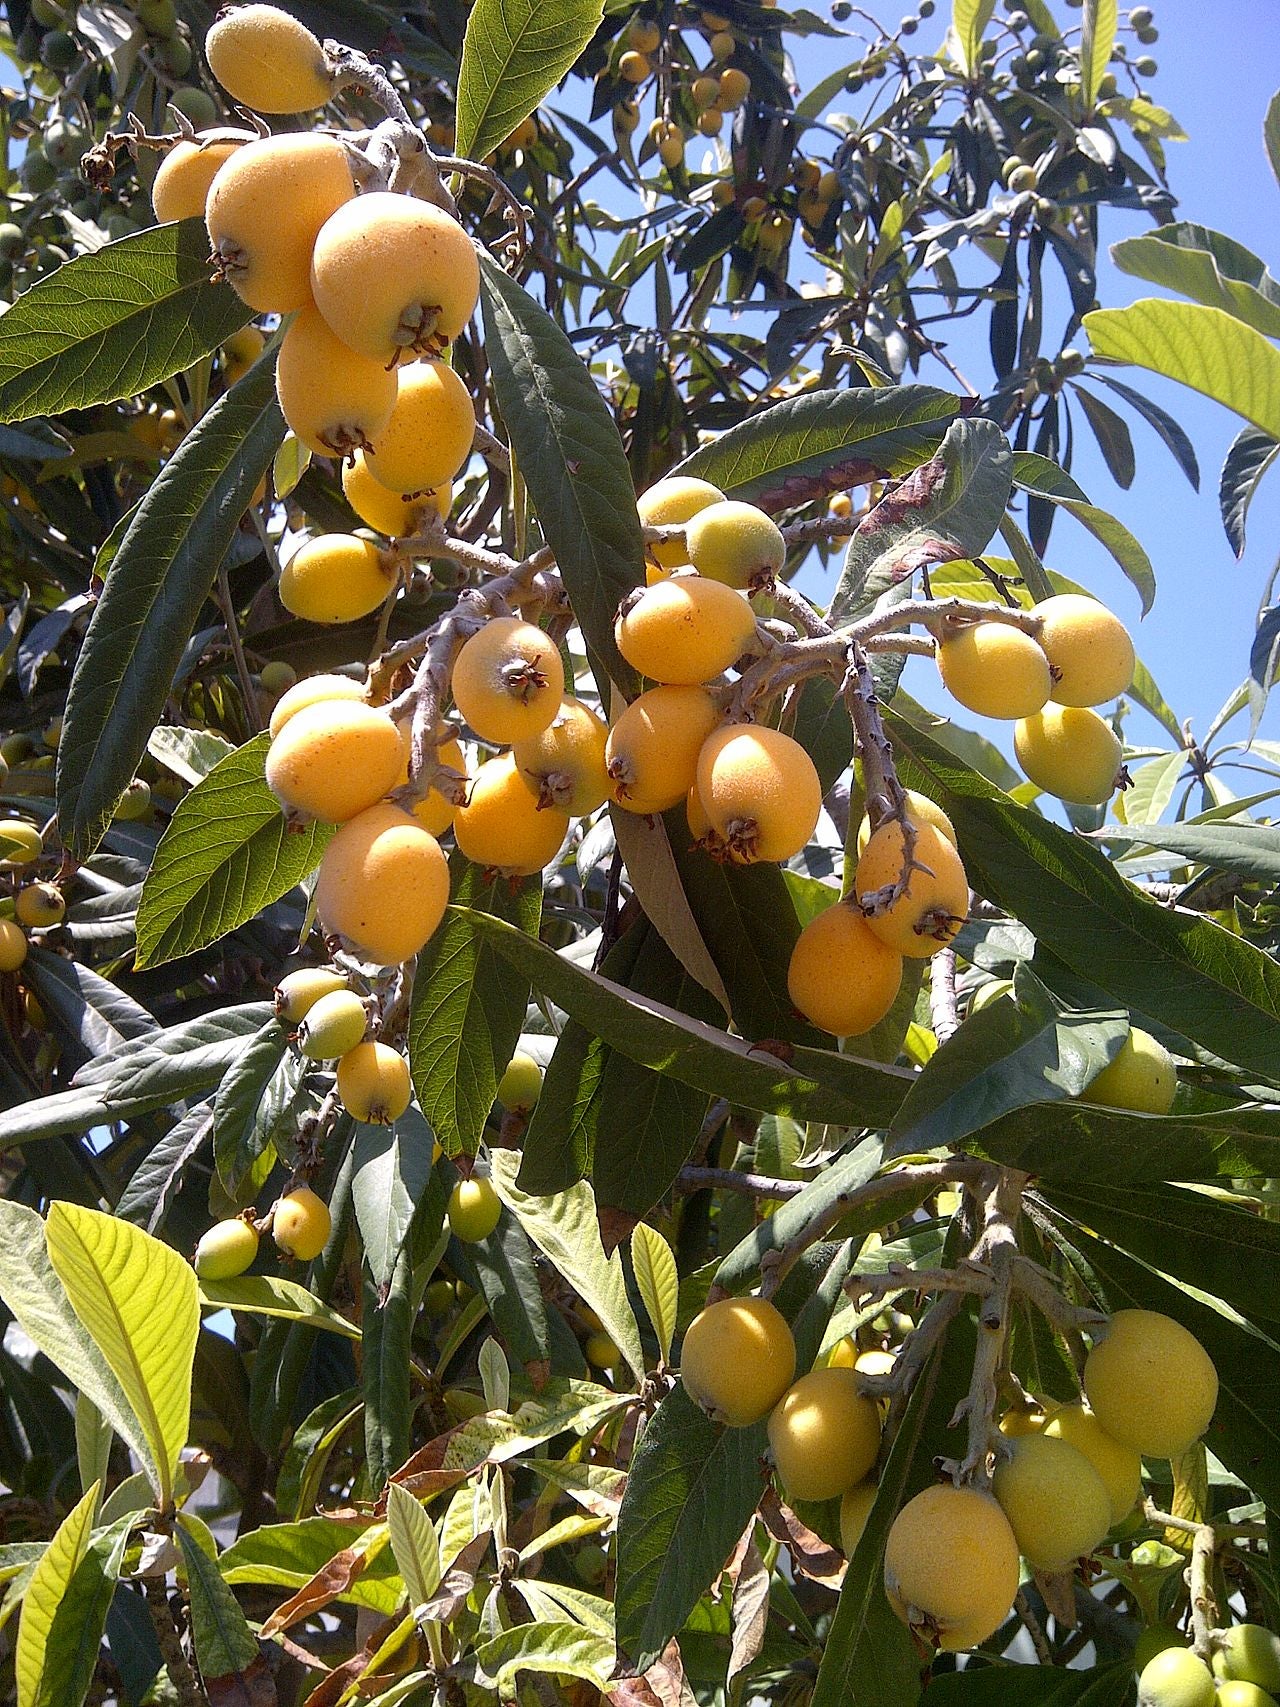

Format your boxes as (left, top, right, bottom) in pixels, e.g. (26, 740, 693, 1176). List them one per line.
(1110, 223, 1280, 339)
(0, 224, 250, 423)
(363, 1246, 413, 1494)
(890, 712, 1280, 1080)
(212, 1019, 291, 1197)
(352, 1108, 438, 1293)
(45, 1204, 199, 1509)
(966, 1100, 1280, 1184)
(676, 382, 959, 507)
(923, 1664, 1134, 1705)
(950, 0, 997, 77)
(456, 0, 605, 164)
(175, 1514, 262, 1686)
(14, 1483, 99, 1707)
(57, 357, 285, 859)
(1086, 299, 1280, 440)
(480, 255, 642, 693)
(1011, 451, 1155, 611)
(136, 735, 331, 968)
(1220, 425, 1280, 557)
(1079, 0, 1118, 111)
(1092, 821, 1280, 883)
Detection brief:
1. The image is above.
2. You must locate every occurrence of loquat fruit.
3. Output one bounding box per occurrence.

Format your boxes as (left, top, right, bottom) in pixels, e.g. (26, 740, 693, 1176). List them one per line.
(1084, 1025, 1176, 1114)
(1214, 1626, 1280, 1693)
(343, 451, 449, 538)
(274, 966, 349, 1024)
(315, 802, 450, 965)
(585, 1331, 622, 1370)
(268, 672, 365, 739)
(399, 730, 467, 837)
(265, 699, 403, 822)
(991, 1432, 1112, 1572)
(615, 577, 757, 685)
(296, 988, 367, 1060)
(1214, 1683, 1277, 1707)
(454, 752, 570, 876)
(275, 304, 398, 460)
(221, 323, 264, 386)
(855, 790, 956, 856)
(193, 1217, 259, 1281)
(627, 16, 661, 53)
(337, 1039, 412, 1124)
(451, 616, 565, 744)
(839, 1481, 878, 1556)
(856, 820, 969, 958)
(696, 723, 821, 864)
(0, 919, 28, 973)
(936, 620, 1051, 719)
(15, 881, 63, 928)
(512, 696, 610, 815)
(883, 1483, 1020, 1650)
(680, 1295, 796, 1427)
(152, 134, 243, 224)
(278, 532, 399, 626)
(685, 499, 786, 589)
(0, 822, 43, 865)
(637, 475, 725, 571)
(1083, 1309, 1217, 1460)
(115, 779, 154, 820)
(497, 1049, 543, 1112)
(449, 1176, 502, 1242)
(204, 3, 333, 113)
(1013, 704, 1123, 804)
(618, 49, 652, 83)
(364, 360, 475, 496)
(767, 1368, 881, 1502)
(272, 1186, 331, 1261)
(786, 901, 903, 1036)
(1035, 593, 1135, 707)
(1042, 1401, 1142, 1525)
(716, 66, 751, 109)
(605, 684, 720, 815)
(1137, 1649, 1215, 1707)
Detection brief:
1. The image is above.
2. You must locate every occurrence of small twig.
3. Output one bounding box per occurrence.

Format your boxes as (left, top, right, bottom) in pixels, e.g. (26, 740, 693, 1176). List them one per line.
(216, 561, 260, 734)
(1188, 1521, 1219, 1661)
(1015, 1589, 1054, 1665)
(930, 947, 960, 1045)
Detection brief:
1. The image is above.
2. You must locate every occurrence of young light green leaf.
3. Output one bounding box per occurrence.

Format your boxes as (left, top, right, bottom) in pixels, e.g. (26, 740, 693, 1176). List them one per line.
(472, 1622, 615, 1697)
(136, 735, 332, 968)
(57, 358, 285, 859)
(630, 1222, 678, 1365)
(950, 0, 997, 75)
(385, 1481, 442, 1610)
(74, 1393, 111, 1511)
(1111, 223, 1280, 339)
(46, 1206, 199, 1509)
(14, 1481, 98, 1707)
(146, 724, 235, 785)
(1080, 0, 1118, 110)
(1011, 451, 1156, 612)
(456, 0, 605, 164)
(175, 1513, 261, 1683)
(0, 224, 251, 423)
(197, 1274, 360, 1339)
(478, 1336, 511, 1414)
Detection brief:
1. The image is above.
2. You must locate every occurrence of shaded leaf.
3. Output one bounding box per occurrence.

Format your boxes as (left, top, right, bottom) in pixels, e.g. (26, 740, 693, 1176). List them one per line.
(1219, 424, 1279, 557)
(1011, 451, 1155, 611)
(175, 1513, 262, 1683)
(352, 1107, 437, 1293)
(1091, 821, 1280, 883)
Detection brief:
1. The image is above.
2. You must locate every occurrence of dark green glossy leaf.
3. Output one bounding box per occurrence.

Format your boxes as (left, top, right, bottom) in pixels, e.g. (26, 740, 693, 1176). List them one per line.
(24, 946, 155, 1057)
(456, 0, 605, 163)
(1219, 424, 1279, 558)
(352, 1107, 438, 1293)
(73, 1004, 274, 1097)
(175, 1513, 261, 1683)
(212, 1020, 290, 1198)
(363, 1243, 414, 1494)
(1074, 385, 1135, 489)
(1267, 90, 1280, 192)
(451, 1205, 551, 1370)
(966, 1100, 1280, 1184)
(1090, 372, 1200, 490)
(57, 358, 285, 860)
(115, 1103, 214, 1235)
(0, 224, 251, 423)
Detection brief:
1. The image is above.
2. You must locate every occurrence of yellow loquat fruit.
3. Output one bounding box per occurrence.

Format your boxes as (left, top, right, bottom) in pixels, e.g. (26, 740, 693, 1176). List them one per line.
(936, 620, 1052, 719)
(1013, 705, 1123, 805)
(337, 1040, 412, 1124)
(512, 696, 610, 816)
(451, 616, 565, 744)
(856, 820, 969, 958)
(315, 802, 450, 966)
(605, 684, 720, 815)
(265, 700, 403, 823)
(696, 723, 822, 864)
(364, 360, 475, 496)
(454, 752, 570, 876)
(786, 901, 903, 1036)
(278, 533, 399, 626)
(680, 1296, 796, 1427)
(275, 304, 398, 460)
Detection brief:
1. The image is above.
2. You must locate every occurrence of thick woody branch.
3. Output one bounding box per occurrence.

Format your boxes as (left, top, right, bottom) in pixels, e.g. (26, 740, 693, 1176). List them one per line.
(676, 1166, 806, 1200)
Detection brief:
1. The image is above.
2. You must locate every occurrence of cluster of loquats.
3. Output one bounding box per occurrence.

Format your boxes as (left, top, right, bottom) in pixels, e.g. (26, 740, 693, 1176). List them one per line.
(613, 10, 758, 168)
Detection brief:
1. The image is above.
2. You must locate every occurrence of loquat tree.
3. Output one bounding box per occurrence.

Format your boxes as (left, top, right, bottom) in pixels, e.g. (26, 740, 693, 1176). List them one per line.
(0, 2, 1277, 1706)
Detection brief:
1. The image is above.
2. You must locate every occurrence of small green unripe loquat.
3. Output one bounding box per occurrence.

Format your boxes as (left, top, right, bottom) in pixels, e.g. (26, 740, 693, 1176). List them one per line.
(193, 1217, 259, 1281)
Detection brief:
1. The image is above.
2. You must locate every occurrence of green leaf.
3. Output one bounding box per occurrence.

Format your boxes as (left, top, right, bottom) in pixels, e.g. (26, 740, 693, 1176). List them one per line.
(676, 382, 959, 506)
(889, 710, 1280, 1080)
(1220, 424, 1280, 558)
(456, 0, 605, 164)
(1011, 451, 1156, 612)
(15, 1482, 98, 1707)
(136, 734, 331, 968)
(212, 1019, 290, 1197)
(197, 1275, 360, 1339)
(73, 1003, 274, 1095)
(146, 723, 236, 785)
(886, 968, 1128, 1157)
(1266, 90, 1280, 191)
(922, 1662, 1135, 1705)
(1093, 820, 1280, 882)
(363, 1245, 413, 1493)
(57, 357, 285, 860)
(630, 1222, 678, 1365)
(46, 1204, 199, 1509)
(965, 1100, 1280, 1183)
(950, 0, 997, 77)
(1111, 223, 1280, 339)
(0, 224, 250, 423)
(352, 1108, 437, 1292)
(409, 859, 541, 1156)
(453, 1203, 552, 1370)
(219, 1518, 401, 1614)
(489, 1150, 644, 1381)
(1114, 750, 1186, 826)
(175, 1513, 261, 1683)
(480, 255, 642, 694)
(0, 1202, 162, 1496)
(1086, 299, 1280, 440)
(1074, 384, 1135, 489)
(831, 418, 1013, 623)
(386, 1483, 441, 1612)
(1079, 0, 1117, 110)
(473, 1622, 615, 1696)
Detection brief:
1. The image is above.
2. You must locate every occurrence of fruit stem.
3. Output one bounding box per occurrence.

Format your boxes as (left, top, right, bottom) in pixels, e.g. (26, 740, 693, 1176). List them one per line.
(322, 40, 414, 127)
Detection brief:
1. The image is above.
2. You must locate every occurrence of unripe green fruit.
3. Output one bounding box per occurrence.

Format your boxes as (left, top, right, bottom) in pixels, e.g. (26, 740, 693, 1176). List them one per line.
(1216, 1683, 1279, 1707)
(315, 803, 450, 966)
(1042, 1401, 1141, 1525)
(423, 1278, 455, 1317)
(272, 1186, 331, 1261)
(15, 881, 64, 928)
(364, 360, 475, 497)
(512, 696, 609, 816)
(696, 723, 822, 864)
(1085, 1026, 1176, 1114)
(1214, 1626, 1280, 1694)
(839, 1481, 877, 1556)
(168, 88, 220, 130)
(585, 1331, 621, 1370)
(205, 3, 333, 113)
(274, 967, 349, 1024)
(1057, 347, 1086, 377)
(1137, 1648, 1215, 1707)
(279, 533, 398, 626)
(576, 1540, 609, 1584)
(685, 499, 786, 589)
(1084, 1309, 1218, 1459)
(606, 685, 720, 815)
(154, 32, 192, 76)
(991, 1432, 1112, 1572)
(337, 1040, 412, 1124)
(40, 30, 79, 71)
(1034, 593, 1135, 707)
(20, 149, 57, 195)
(259, 661, 297, 696)
(451, 617, 565, 744)
(297, 989, 367, 1060)
(0, 919, 28, 973)
(637, 476, 725, 571)
(680, 1296, 795, 1427)
(193, 1217, 259, 1280)
(497, 1050, 542, 1112)
(137, 0, 176, 34)
(767, 1368, 881, 1502)
(1, 821, 43, 866)
(265, 699, 404, 823)
(448, 1177, 502, 1243)
(1013, 705, 1123, 804)
(43, 120, 89, 172)
(615, 577, 757, 685)
(207, 133, 354, 315)
(856, 821, 969, 959)
(936, 621, 1051, 719)
(268, 673, 366, 739)
(884, 1483, 1020, 1650)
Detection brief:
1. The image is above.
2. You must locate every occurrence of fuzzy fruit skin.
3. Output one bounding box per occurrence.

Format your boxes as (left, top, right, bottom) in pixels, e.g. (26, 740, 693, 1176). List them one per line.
(585, 1332, 621, 1369)
(396, 731, 466, 837)
(337, 1040, 412, 1123)
(685, 499, 786, 588)
(272, 1187, 332, 1261)
(193, 1218, 259, 1281)
(279, 533, 398, 626)
(937, 622, 1051, 719)
(1035, 593, 1135, 707)
(1014, 705, 1123, 805)
(615, 577, 757, 685)
(680, 1296, 796, 1427)
(448, 1177, 502, 1243)
(297, 989, 368, 1060)
(1085, 1026, 1176, 1114)
(205, 4, 332, 112)
(454, 753, 569, 876)
(206, 133, 354, 314)
(1214, 1627, 1280, 1693)
(637, 476, 725, 571)
(884, 1484, 1020, 1651)
(316, 803, 450, 965)
(767, 1368, 881, 1502)
(343, 451, 449, 537)
(1137, 1649, 1216, 1707)
(1042, 1402, 1142, 1524)
(839, 1482, 877, 1556)
(365, 361, 475, 496)
(0, 919, 28, 972)
(787, 901, 903, 1036)
(15, 881, 64, 928)
(0, 821, 43, 865)
(275, 307, 398, 460)
(222, 325, 265, 386)
(497, 1050, 542, 1111)
(856, 820, 970, 959)
(311, 192, 481, 362)
(513, 697, 609, 815)
(268, 673, 366, 739)
(1084, 1310, 1217, 1459)
(696, 723, 821, 864)
(856, 790, 956, 856)
(259, 659, 296, 696)
(151, 136, 241, 223)
(991, 1432, 1113, 1571)
(265, 699, 403, 823)
(451, 616, 565, 744)
(274, 967, 348, 1024)
(1215, 1683, 1279, 1707)
(606, 685, 720, 815)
